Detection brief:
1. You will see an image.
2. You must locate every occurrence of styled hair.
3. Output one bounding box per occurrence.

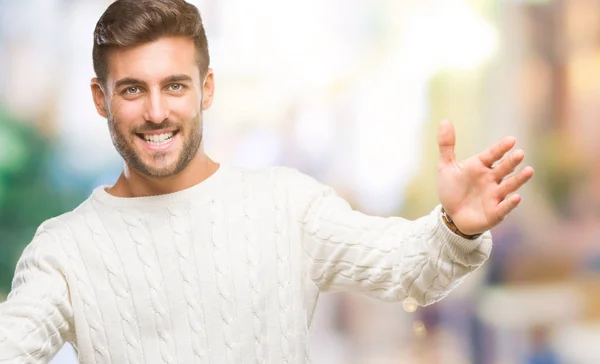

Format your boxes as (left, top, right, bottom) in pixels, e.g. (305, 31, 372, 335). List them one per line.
(92, 0, 210, 84)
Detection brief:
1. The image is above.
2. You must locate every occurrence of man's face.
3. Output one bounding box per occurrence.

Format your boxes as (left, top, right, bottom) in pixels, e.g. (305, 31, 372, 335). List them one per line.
(92, 36, 214, 178)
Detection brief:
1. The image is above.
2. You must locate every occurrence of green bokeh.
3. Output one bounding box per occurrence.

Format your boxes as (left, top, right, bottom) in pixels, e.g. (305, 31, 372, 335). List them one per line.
(0, 107, 87, 293)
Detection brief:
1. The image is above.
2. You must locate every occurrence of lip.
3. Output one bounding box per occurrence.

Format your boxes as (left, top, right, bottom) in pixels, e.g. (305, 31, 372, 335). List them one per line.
(136, 131, 180, 152)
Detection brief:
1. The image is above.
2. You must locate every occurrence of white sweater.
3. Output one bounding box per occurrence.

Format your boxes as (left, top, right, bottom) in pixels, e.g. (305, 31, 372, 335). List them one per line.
(0, 164, 492, 364)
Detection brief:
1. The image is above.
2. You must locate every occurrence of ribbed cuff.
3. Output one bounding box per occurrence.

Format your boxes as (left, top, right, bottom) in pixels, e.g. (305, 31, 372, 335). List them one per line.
(431, 205, 491, 257)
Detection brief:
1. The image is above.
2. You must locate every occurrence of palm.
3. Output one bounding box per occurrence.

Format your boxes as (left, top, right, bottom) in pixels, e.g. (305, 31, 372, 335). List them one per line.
(436, 120, 534, 235)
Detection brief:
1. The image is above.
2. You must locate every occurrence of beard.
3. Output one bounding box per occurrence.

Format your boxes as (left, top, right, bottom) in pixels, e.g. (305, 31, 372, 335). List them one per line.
(107, 113, 203, 179)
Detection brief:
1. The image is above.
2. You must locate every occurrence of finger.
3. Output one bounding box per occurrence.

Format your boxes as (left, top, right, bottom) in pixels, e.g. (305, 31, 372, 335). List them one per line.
(498, 166, 535, 198)
(437, 119, 456, 165)
(493, 149, 525, 181)
(479, 136, 516, 167)
(495, 193, 521, 221)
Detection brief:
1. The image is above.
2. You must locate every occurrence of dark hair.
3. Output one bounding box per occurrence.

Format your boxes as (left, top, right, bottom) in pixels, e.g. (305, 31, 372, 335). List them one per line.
(92, 0, 210, 84)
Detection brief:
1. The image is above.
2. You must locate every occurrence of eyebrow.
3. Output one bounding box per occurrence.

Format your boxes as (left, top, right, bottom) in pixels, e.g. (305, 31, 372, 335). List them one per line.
(114, 77, 146, 89)
(164, 74, 193, 84)
(114, 74, 193, 89)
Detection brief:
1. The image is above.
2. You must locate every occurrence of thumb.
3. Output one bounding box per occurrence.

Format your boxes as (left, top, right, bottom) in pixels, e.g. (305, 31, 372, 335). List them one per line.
(438, 119, 456, 165)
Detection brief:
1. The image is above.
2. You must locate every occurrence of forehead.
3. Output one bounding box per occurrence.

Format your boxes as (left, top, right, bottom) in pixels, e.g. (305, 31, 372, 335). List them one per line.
(106, 36, 199, 85)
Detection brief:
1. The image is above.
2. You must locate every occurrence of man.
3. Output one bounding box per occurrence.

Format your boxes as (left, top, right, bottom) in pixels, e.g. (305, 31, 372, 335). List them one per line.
(0, 0, 534, 363)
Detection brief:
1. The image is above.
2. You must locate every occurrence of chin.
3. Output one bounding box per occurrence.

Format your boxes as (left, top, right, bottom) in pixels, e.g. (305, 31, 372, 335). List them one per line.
(140, 163, 182, 178)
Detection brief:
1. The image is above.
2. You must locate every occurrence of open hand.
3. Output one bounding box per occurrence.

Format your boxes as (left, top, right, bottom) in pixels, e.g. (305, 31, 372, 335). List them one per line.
(436, 120, 534, 235)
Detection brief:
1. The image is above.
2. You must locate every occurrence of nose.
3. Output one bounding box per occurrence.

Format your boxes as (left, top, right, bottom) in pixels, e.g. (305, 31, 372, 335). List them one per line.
(143, 89, 170, 124)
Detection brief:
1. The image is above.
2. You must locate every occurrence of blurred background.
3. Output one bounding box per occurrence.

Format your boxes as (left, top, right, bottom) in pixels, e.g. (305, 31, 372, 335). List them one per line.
(1, 0, 600, 363)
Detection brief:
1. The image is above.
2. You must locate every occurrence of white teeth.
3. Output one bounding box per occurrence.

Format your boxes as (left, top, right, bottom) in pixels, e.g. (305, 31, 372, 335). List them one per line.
(143, 132, 174, 144)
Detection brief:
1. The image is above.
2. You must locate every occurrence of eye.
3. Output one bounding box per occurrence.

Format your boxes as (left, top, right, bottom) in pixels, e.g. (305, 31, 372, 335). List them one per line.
(123, 86, 140, 95)
(168, 83, 184, 92)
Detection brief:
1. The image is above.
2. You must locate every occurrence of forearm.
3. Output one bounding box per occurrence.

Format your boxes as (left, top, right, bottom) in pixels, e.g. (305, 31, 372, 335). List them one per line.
(303, 204, 492, 305)
(282, 166, 492, 304)
(0, 230, 75, 363)
(0, 293, 73, 363)
(392, 205, 492, 305)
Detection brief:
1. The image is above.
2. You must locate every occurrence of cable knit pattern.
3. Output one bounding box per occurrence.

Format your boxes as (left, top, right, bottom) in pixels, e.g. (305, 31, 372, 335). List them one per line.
(119, 209, 177, 364)
(208, 197, 239, 363)
(0, 230, 73, 364)
(282, 167, 493, 306)
(273, 169, 297, 363)
(0, 164, 492, 363)
(57, 220, 111, 364)
(85, 203, 143, 364)
(241, 170, 267, 363)
(168, 205, 209, 363)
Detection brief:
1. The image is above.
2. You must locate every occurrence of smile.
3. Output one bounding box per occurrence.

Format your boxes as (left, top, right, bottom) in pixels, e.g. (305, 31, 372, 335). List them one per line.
(136, 130, 180, 151)
(143, 131, 174, 144)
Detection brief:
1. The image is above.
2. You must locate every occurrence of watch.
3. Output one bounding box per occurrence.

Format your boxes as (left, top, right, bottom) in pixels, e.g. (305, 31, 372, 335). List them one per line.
(440, 207, 483, 240)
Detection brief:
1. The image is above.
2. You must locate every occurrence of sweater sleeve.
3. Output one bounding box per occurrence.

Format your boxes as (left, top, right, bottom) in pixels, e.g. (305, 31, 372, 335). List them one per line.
(279, 167, 492, 306)
(0, 229, 74, 363)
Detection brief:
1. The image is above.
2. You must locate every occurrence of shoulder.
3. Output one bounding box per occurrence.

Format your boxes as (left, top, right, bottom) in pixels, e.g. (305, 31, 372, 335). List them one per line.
(30, 197, 96, 250)
(271, 166, 325, 191)
(230, 165, 327, 193)
(269, 166, 337, 210)
(14, 209, 83, 276)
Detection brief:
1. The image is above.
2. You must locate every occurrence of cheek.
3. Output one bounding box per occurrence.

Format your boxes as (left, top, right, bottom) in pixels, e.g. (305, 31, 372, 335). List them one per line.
(189, 107, 199, 121)
(110, 101, 143, 131)
(169, 97, 200, 121)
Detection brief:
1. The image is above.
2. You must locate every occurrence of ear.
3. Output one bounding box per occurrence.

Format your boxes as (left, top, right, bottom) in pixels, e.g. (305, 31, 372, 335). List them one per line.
(201, 68, 215, 111)
(90, 78, 108, 118)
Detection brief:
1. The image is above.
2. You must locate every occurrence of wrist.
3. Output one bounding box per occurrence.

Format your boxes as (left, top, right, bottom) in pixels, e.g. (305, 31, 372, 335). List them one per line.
(440, 207, 483, 240)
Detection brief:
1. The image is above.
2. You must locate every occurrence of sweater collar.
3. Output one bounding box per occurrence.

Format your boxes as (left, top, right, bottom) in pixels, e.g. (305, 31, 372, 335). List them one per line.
(92, 163, 229, 208)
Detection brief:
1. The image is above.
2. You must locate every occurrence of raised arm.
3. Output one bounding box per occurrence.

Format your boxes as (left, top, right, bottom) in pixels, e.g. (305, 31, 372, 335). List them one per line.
(288, 119, 533, 306)
(283, 167, 492, 305)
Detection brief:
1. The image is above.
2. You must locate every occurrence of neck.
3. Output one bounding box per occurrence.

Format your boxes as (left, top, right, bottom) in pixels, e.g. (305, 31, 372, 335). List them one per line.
(107, 149, 219, 198)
